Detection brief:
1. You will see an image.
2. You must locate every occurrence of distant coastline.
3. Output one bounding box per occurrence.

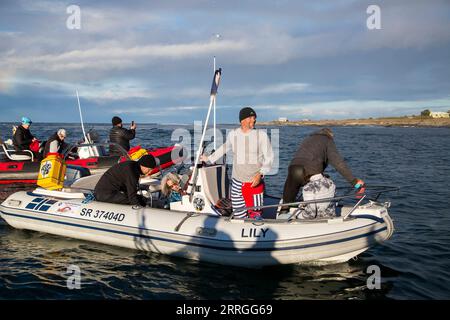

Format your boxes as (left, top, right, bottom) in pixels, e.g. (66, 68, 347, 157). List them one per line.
(259, 116, 450, 128)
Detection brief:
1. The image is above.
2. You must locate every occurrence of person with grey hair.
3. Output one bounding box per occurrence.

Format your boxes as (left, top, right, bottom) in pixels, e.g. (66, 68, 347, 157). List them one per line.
(161, 172, 186, 203)
(43, 129, 68, 157)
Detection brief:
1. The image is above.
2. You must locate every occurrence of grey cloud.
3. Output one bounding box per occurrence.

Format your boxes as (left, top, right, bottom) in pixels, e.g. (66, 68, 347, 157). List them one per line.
(1, 0, 450, 123)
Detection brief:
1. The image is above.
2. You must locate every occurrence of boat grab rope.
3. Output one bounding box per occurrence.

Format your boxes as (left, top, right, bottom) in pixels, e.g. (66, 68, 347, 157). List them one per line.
(227, 185, 399, 220)
(174, 212, 199, 232)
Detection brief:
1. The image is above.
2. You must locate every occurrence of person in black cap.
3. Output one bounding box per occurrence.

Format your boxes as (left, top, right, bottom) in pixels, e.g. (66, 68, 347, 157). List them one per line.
(94, 154, 156, 206)
(201, 106, 274, 220)
(109, 116, 137, 156)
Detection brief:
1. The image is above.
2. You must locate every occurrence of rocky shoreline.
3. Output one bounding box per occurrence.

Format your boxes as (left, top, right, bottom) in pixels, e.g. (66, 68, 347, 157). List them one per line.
(259, 117, 450, 128)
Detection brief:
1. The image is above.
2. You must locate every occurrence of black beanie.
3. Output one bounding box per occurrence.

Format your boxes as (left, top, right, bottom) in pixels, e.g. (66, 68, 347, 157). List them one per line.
(138, 154, 156, 168)
(239, 107, 257, 122)
(112, 116, 122, 126)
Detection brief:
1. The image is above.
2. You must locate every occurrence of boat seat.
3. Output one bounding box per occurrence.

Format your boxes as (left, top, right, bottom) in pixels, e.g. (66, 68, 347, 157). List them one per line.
(199, 165, 227, 206)
(1, 143, 34, 161)
(69, 173, 103, 190)
(34, 187, 86, 199)
(64, 166, 92, 187)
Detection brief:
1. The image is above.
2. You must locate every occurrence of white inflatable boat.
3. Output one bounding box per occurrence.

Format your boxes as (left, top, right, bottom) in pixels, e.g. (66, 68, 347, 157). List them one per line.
(0, 68, 396, 267)
(0, 164, 396, 268)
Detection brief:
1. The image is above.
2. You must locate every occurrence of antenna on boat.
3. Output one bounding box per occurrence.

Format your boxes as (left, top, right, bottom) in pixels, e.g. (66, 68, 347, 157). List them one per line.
(76, 90, 90, 144)
(76, 90, 94, 158)
(189, 67, 222, 201)
(213, 56, 216, 151)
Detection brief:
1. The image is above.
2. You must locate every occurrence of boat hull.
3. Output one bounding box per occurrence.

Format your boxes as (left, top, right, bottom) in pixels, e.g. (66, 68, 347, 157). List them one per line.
(0, 191, 394, 268)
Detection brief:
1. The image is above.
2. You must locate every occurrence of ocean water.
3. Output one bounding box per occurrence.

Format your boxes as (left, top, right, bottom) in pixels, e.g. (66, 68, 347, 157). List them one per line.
(1, 123, 450, 300)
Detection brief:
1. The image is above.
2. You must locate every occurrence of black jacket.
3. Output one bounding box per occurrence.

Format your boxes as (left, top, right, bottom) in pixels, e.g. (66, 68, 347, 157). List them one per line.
(94, 161, 143, 205)
(43, 133, 68, 157)
(290, 129, 355, 184)
(13, 125, 35, 151)
(109, 126, 135, 155)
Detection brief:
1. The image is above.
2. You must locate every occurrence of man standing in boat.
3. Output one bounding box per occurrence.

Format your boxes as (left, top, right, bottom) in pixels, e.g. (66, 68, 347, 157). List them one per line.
(201, 107, 274, 219)
(109, 116, 136, 156)
(94, 154, 156, 206)
(279, 128, 365, 218)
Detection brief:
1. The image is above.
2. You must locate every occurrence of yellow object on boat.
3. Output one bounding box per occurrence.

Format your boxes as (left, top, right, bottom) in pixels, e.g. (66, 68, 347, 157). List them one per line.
(129, 146, 148, 160)
(37, 153, 66, 190)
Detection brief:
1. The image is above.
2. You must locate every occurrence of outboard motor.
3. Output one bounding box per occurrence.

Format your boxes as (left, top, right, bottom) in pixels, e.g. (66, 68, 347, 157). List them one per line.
(86, 129, 100, 143)
(77, 129, 107, 159)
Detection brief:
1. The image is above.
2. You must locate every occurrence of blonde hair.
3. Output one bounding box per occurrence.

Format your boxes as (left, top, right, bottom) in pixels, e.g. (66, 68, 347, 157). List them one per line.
(161, 172, 181, 196)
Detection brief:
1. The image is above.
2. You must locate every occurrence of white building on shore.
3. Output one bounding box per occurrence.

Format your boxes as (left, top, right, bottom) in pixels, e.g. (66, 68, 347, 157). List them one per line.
(430, 111, 450, 118)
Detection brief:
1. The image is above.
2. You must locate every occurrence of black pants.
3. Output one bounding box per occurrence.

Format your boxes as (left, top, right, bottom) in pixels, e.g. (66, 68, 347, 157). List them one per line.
(282, 164, 309, 206)
(95, 191, 146, 206)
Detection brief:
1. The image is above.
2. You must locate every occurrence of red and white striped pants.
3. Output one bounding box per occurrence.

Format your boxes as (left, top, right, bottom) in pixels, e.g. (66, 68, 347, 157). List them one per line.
(231, 178, 264, 219)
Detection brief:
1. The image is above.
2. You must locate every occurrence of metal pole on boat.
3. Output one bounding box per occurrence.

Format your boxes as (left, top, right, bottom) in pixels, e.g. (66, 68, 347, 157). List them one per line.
(76, 90, 88, 143)
(189, 96, 215, 201)
(342, 194, 366, 220)
(76, 90, 94, 157)
(213, 56, 216, 151)
(189, 68, 222, 201)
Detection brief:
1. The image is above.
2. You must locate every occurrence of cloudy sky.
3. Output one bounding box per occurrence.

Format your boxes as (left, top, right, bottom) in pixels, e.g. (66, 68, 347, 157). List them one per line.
(1, 0, 450, 124)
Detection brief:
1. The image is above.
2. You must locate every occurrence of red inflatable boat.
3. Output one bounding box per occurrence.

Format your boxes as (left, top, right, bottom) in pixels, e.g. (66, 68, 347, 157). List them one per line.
(0, 144, 185, 185)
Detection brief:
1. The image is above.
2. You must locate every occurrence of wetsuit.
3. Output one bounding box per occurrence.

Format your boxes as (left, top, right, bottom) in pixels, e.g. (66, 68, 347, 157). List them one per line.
(94, 161, 146, 206)
(283, 128, 357, 205)
(109, 126, 135, 155)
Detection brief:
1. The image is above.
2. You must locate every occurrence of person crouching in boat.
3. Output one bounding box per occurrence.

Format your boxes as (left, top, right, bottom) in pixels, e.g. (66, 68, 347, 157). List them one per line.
(200, 107, 274, 220)
(13, 117, 40, 158)
(94, 154, 156, 206)
(279, 128, 365, 219)
(43, 129, 69, 158)
(109, 116, 136, 156)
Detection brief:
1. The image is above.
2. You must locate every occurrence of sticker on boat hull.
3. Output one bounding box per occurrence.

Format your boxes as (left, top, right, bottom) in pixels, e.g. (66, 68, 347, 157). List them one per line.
(26, 198, 58, 212)
(56, 202, 81, 214)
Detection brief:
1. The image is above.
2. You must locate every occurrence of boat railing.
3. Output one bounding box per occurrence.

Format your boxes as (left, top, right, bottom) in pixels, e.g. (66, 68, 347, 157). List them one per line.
(227, 185, 399, 221)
